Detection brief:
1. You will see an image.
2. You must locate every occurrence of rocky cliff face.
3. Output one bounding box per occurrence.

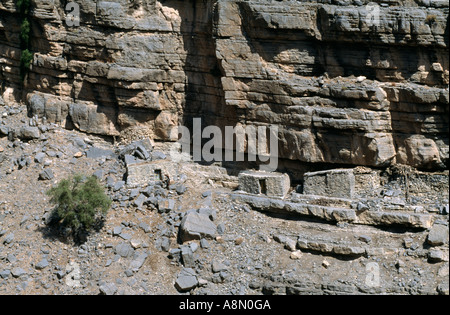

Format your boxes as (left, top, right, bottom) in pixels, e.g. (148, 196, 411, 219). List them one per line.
(0, 0, 448, 172)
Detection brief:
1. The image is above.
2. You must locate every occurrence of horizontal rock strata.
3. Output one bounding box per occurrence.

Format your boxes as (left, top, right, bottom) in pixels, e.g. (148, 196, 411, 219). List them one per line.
(0, 0, 448, 171)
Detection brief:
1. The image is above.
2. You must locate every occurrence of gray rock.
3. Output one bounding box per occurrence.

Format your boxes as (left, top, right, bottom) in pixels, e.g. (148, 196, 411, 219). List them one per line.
(285, 237, 297, 251)
(86, 147, 115, 159)
(158, 199, 175, 213)
(176, 184, 187, 195)
(93, 170, 104, 179)
(7, 253, 17, 263)
(211, 272, 223, 283)
(169, 248, 181, 261)
(216, 223, 225, 235)
(357, 202, 370, 211)
(160, 236, 171, 252)
(106, 176, 115, 188)
(129, 188, 140, 199)
(11, 267, 27, 278)
(99, 282, 118, 295)
(124, 269, 134, 277)
(403, 237, 414, 249)
(333, 246, 365, 256)
(197, 207, 217, 221)
(175, 268, 198, 292)
(134, 144, 150, 160)
(28, 94, 44, 116)
(239, 170, 291, 198)
(129, 252, 148, 272)
(113, 181, 125, 192)
(19, 126, 41, 140)
(120, 139, 153, 157)
(358, 235, 372, 244)
(46, 150, 57, 157)
(38, 124, 48, 133)
(55, 270, 65, 279)
(0, 269, 11, 279)
(179, 212, 217, 243)
(200, 239, 210, 249)
(39, 169, 54, 181)
(119, 232, 132, 240)
(202, 190, 212, 198)
(34, 152, 46, 164)
(428, 249, 448, 263)
(133, 194, 147, 208)
(219, 270, 232, 283)
(189, 242, 198, 253)
(151, 151, 166, 160)
(181, 245, 195, 268)
(17, 155, 32, 169)
(112, 226, 122, 236)
(304, 169, 355, 199)
(139, 222, 151, 233)
(141, 186, 153, 197)
(123, 154, 137, 166)
(427, 224, 449, 246)
(115, 242, 134, 258)
(273, 234, 287, 244)
(3, 232, 14, 244)
(0, 125, 8, 136)
(72, 137, 87, 149)
(211, 259, 228, 273)
(35, 259, 50, 270)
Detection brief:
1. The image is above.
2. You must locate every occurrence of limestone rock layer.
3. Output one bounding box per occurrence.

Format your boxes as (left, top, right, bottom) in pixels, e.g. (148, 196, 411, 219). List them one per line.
(0, 0, 448, 170)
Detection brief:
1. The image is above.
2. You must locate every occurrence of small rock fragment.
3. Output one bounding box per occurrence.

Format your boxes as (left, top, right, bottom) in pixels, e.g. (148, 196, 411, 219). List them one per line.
(99, 282, 118, 295)
(39, 169, 54, 181)
(175, 268, 198, 292)
(290, 250, 303, 260)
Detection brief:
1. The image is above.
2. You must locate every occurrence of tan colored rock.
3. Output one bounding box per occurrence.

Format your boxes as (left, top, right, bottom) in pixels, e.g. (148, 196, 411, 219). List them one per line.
(238, 170, 290, 198)
(0, 0, 447, 170)
(290, 250, 303, 260)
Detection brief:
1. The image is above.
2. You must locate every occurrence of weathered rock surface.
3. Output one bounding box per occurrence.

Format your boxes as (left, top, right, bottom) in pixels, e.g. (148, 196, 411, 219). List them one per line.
(238, 170, 290, 198)
(0, 0, 448, 172)
(179, 211, 217, 243)
(428, 224, 449, 246)
(0, 103, 448, 295)
(175, 268, 198, 292)
(0, 0, 449, 297)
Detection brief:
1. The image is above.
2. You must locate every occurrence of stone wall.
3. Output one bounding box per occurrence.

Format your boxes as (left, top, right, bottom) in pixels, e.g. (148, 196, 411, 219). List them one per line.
(0, 0, 448, 171)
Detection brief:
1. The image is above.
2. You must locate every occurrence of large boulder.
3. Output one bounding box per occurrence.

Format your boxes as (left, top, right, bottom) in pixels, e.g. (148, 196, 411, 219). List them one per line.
(179, 212, 217, 243)
(427, 224, 449, 246)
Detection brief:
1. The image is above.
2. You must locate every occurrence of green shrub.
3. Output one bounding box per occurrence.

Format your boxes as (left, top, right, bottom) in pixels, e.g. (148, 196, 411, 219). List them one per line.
(47, 174, 111, 242)
(20, 18, 31, 49)
(19, 48, 33, 80)
(16, 0, 31, 15)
